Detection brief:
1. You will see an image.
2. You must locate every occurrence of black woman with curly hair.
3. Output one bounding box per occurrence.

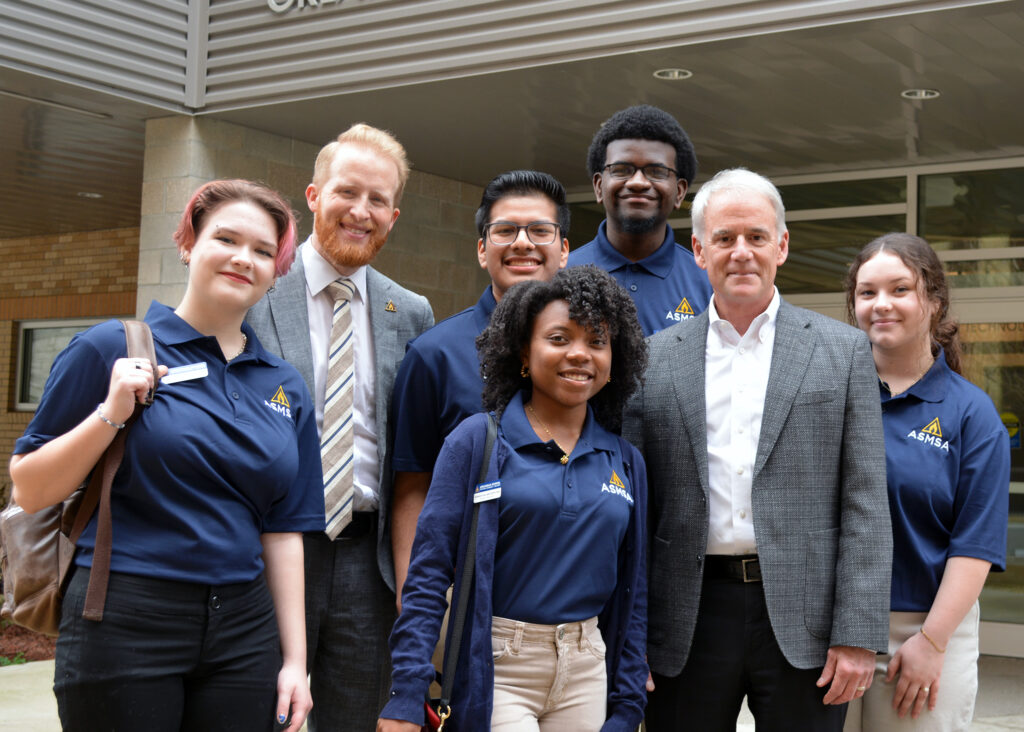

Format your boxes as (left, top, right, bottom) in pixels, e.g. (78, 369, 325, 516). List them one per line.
(379, 265, 650, 732)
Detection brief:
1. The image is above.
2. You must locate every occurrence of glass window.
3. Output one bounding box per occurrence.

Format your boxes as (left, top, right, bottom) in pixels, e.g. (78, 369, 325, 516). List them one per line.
(567, 201, 606, 251)
(16, 320, 100, 410)
(778, 178, 906, 210)
(919, 168, 1024, 250)
(962, 323, 1024, 625)
(777, 214, 907, 294)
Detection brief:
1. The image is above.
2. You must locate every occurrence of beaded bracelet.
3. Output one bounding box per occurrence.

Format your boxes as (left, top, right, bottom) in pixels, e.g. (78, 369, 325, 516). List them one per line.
(920, 627, 946, 653)
(95, 403, 126, 430)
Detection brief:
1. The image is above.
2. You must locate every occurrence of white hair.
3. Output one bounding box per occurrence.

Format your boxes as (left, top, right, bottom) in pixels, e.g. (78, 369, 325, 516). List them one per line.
(691, 168, 787, 242)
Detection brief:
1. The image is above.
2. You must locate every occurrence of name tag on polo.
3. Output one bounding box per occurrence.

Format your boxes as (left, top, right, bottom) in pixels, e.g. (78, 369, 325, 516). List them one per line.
(473, 481, 501, 503)
(162, 361, 209, 384)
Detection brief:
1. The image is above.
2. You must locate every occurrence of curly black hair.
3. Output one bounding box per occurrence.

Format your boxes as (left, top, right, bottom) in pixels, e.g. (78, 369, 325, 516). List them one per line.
(476, 266, 647, 431)
(586, 104, 698, 186)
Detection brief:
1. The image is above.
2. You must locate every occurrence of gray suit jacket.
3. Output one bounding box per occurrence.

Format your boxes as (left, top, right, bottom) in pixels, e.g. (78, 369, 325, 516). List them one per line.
(247, 246, 434, 591)
(623, 299, 891, 676)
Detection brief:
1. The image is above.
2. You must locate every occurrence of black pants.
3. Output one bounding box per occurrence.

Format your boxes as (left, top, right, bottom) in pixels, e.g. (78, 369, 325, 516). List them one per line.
(55, 567, 281, 732)
(645, 575, 847, 732)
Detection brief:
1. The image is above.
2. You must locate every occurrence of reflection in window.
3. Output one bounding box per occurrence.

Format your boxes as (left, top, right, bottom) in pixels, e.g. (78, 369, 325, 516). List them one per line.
(17, 321, 99, 409)
(944, 258, 1024, 288)
(778, 177, 906, 210)
(919, 168, 1024, 250)
(962, 323, 1024, 625)
(778, 215, 906, 294)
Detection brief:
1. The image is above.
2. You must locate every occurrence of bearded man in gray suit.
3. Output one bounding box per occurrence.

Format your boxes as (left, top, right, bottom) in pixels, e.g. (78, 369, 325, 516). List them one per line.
(248, 124, 433, 731)
(624, 168, 891, 731)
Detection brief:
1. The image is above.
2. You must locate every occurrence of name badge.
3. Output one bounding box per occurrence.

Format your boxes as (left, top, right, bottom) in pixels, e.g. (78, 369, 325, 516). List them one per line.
(162, 361, 209, 384)
(473, 481, 501, 503)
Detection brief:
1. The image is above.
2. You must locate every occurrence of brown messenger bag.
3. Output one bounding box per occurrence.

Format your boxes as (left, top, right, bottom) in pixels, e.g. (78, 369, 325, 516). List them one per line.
(0, 320, 159, 636)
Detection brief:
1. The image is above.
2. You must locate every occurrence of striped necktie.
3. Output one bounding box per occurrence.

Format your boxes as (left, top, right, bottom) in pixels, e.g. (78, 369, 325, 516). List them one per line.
(322, 278, 356, 539)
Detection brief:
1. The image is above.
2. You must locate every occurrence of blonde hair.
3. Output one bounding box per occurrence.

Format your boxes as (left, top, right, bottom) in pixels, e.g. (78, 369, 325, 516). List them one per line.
(312, 123, 410, 201)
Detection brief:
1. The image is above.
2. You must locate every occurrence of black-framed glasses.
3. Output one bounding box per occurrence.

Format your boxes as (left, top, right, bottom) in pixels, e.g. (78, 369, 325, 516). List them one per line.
(484, 221, 561, 246)
(602, 162, 678, 182)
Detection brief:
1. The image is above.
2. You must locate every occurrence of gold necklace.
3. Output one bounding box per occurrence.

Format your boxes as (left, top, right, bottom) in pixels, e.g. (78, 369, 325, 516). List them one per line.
(526, 403, 570, 465)
(228, 333, 247, 360)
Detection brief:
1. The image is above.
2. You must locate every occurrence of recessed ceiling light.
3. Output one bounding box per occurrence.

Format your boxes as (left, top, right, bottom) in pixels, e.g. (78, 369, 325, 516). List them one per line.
(653, 68, 693, 81)
(76, 191, 103, 199)
(901, 88, 940, 100)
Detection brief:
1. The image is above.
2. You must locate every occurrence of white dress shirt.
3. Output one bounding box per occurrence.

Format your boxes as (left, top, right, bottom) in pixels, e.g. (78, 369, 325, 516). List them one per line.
(302, 240, 380, 511)
(704, 288, 781, 555)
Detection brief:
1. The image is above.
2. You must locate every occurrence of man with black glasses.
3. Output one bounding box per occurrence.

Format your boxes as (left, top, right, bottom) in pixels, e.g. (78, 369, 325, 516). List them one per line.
(389, 170, 570, 604)
(570, 104, 712, 335)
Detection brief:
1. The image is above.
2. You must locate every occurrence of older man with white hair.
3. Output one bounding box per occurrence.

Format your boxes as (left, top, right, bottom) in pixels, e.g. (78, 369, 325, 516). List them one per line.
(624, 168, 892, 731)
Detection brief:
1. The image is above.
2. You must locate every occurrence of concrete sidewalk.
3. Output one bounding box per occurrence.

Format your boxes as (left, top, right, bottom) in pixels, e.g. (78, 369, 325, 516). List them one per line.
(2, 656, 1022, 731)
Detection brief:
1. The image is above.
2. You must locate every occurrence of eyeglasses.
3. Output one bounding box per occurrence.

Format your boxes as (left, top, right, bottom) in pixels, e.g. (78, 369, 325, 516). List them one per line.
(484, 221, 561, 246)
(602, 162, 678, 182)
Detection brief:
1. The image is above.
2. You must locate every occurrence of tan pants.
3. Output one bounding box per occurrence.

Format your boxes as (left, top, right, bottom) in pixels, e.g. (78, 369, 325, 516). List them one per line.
(490, 615, 608, 731)
(844, 602, 979, 732)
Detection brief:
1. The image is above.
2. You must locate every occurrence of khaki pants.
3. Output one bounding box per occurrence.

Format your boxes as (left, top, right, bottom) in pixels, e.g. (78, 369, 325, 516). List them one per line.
(845, 602, 980, 732)
(490, 615, 608, 731)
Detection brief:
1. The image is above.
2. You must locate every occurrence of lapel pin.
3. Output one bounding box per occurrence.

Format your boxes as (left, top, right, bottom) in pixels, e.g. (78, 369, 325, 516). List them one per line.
(385, 299, 397, 312)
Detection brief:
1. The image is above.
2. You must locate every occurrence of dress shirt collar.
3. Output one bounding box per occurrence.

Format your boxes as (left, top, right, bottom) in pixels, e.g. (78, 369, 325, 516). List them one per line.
(301, 238, 367, 303)
(707, 287, 781, 344)
(592, 220, 677, 279)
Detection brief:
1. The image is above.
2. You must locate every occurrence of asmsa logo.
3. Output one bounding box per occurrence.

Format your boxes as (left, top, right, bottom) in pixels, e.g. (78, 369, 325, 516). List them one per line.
(665, 297, 697, 323)
(907, 417, 949, 452)
(601, 470, 634, 504)
(265, 386, 292, 419)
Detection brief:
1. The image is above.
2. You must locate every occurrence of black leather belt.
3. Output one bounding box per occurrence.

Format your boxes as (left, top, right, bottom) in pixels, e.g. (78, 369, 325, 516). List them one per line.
(704, 554, 761, 583)
(338, 511, 376, 539)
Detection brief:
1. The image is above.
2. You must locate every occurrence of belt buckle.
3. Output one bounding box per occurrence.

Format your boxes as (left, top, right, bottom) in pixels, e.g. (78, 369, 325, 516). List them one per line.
(741, 557, 759, 583)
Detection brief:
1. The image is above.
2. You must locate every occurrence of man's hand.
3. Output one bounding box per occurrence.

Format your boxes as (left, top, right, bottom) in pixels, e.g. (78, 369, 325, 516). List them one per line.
(816, 645, 876, 704)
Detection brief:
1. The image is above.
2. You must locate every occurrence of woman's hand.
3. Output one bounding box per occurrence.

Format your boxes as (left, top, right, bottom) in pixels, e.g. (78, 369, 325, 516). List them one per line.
(887, 631, 944, 719)
(101, 357, 164, 425)
(376, 719, 420, 732)
(275, 660, 312, 731)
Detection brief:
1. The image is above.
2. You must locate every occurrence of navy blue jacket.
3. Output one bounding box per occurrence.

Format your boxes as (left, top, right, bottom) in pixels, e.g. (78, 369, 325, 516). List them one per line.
(381, 410, 649, 731)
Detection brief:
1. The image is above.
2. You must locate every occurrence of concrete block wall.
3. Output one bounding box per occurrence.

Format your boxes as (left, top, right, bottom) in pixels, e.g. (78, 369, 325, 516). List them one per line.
(140, 116, 489, 322)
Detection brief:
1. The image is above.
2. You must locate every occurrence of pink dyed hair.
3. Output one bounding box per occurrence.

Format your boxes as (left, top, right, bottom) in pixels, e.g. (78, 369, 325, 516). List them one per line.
(172, 179, 298, 277)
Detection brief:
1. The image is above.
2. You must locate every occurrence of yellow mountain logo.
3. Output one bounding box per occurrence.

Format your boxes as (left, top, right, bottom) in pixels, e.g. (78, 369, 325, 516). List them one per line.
(675, 298, 695, 316)
(270, 386, 290, 408)
(385, 299, 397, 312)
(609, 470, 625, 488)
(921, 418, 942, 437)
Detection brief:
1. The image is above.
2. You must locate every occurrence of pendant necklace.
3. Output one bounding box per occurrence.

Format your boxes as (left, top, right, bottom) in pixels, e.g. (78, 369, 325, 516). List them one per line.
(526, 403, 571, 465)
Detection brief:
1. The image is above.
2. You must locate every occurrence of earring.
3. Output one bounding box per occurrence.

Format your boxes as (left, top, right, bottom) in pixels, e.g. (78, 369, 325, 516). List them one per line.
(520, 364, 529, 378)
(607, 374, 612, 383)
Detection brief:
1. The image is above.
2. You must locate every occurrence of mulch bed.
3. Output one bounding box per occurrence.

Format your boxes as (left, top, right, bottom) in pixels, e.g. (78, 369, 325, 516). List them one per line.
(0, 620, 57, 662)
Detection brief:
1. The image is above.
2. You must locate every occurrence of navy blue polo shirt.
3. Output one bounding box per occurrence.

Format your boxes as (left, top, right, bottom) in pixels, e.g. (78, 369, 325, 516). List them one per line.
(568, 221, 712, 336)
(391, 287, 496, 473)
(880, 350, 1008, 612)
(492, 392, 634, 624)
(15, 302, 325, 585)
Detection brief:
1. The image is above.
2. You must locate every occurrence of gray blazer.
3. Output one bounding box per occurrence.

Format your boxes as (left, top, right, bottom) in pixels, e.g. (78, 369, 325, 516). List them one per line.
(623, 299, 891, 676)
(247, 247, 434, 591)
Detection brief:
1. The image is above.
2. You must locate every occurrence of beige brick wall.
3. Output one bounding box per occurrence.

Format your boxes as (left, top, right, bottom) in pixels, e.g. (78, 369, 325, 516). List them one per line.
(0, 228, 138, 503)
(141, 116, 488, 321)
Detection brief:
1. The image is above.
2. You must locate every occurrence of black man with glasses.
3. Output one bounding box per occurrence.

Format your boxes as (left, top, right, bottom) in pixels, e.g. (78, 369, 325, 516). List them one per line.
(570, 104, 711, 335)
(389, 170, 570, 605)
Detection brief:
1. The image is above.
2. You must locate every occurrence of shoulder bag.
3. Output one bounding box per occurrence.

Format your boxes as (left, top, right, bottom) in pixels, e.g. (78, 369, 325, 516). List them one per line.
(0, 320, 159, 636)
(423, 413, 497, 732)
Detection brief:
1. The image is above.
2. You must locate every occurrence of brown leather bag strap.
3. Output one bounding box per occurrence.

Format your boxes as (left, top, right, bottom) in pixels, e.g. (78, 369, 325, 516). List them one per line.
(80, 320, 158, 622)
